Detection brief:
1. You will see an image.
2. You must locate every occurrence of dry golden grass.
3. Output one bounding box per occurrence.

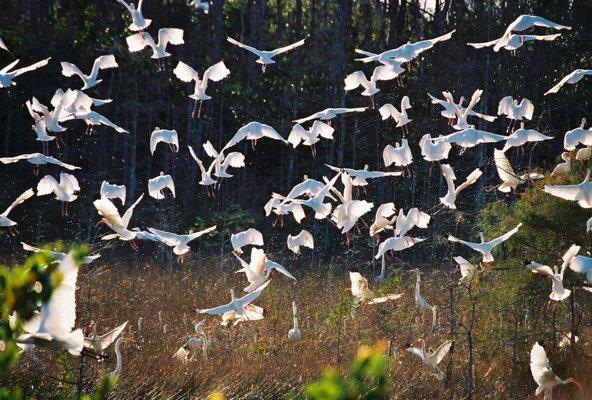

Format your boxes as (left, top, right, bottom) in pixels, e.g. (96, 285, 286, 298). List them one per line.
(4, 255, 592, 399)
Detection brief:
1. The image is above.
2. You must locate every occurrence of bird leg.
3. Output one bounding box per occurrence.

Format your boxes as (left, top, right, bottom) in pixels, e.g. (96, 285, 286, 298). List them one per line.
(345, 232, 352, 247)
(177, 254, 185, 264)
(370, 95, 375, 110)
(429, 162, 434, 177)
(273, 214, 282, 227)
(261, 64, 266, 73)
(94, 219, 105, 228)
(129, 240, 139, 251)
(33, 165, 40, 176)
(9, 226, 20, 236)
(251, 139, 258, 149)
(311, 144, 316, 158)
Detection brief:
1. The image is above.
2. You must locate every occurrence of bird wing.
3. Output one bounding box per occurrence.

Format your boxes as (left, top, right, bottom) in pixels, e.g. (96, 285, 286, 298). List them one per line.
(0, 38, 8, 52)
(44, 155, 81, 170)
(158, 28, 185, 47)
(150, 130, 165, 155)
(569, 255, 592, 274)
(221, 152, 245, 169)
(371, 64, 401, 82)
(94, 113, 128, 133)
(265, 260, 296, 280)
(442, 91, 462, 118)
(59, 173, 80, 193)
(378, 103, 398, 120)
(497, 96, 513, 116)
(520, 99, 535, 120)
(203, 60, 230, 83)
(226, 37, 261, 56)
(463, 89, 483, 117)
(2, 188, 35, 217)
(121, 194, 144, 228)
(287, 124, 306, 147)
(543, 184, 583, 202)
(90, 55, 118, 79)
(231, 228, 264, 250)
(560, 244, 581, 278)
(344, 71, 369, 91)
(526, 262, 556, 277)
(116, 0, 133, 12)
(147, 228, 181, 246)
(494, 149, 518, 185)
(311, 120, 335, 139)
(487, 223, 522, 247)
(93, 197, 124, 227)
(530, 342, 552, 385)
(433, 341, 453, 365)
(36, 175, 59, 196)
(126, 32, 150, 52)
(400, 95, 412, 111)
(454, 256, 473, 278)
(237, 279, 270, 306)
(467, 39, 500, 48)
(60, 62, 85, 79)
(187, 225, 216, 240)
(173, 61, 199, 83)
(260, 123, 286, 142)
(38, 252, 79, 336)
(269, 38, 306, 56)
(522, 33, 561, 42)
(544, 71, 574, 95)
(96, 321, 128, 350)
(13, 58, 51, 77)
(349, 271, 368, 297)
(440, 163, 457, 194)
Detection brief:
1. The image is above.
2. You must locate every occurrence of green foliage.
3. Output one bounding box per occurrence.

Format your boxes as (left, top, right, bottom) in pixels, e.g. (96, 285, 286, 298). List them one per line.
(305, 342, 389, 400)
(81, 374, 118, 400)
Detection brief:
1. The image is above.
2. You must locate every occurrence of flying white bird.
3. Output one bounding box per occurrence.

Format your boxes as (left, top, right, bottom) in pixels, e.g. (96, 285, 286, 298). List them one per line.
(223, 121, 287, 150)
(501, 123, 553, 152)
(17, 253, 84, 355)
(173, 60, 230, 117)
(379, 97, 412, 135)
(448, 223, 523, 265)
(0, 153, 80, 176)
(326, 164, 402, 187)
(100, 181, 126, 205)
(439, 164, 482, 209)
(442, 89, 488, 130)
(288, 301, 301, 340)
(0, 58, 51, 88)
(126, 28, 184, 69)
(349, 270, 402, 306)
(60, 55, 118, 90)
(331, 173, 373, 235)
(545, 69, 592, 95)
(544, 169, 592, 208)
(282, 175, 336, 202)
(569, 255, 592, 292)
(497, 96, 534, 132)
(288, 121, 334, 155)
(414, 270, 436, 332)
(189, 0, 210, 13)
(116, 0, 151, 31)
(150, 128, 179, 155)
(344, 66, 400, 107)
(94, 194, 144, 250)
(264, 194, 306, 226)
(428, 92, 496, 126)
(234, 248, 296, 292)
(21, 242, 100, 264)
(383, 139, 413, 168)
(30, 96, 72, 134)
(395, 208, 430, 236)
(36, 173, 80, 216)
(148, 225, 216, 263)
(52, 88, 112, 118)
(526, 245, 580, 301)
(494, 149, 543, 193)
(454, 256, 480, 285)
(279, 172, 343, 221)
(563, 118, 592, 151)
(231, 228, 264, 255)
(376, 236, 426, 259)
(287, 230, 314, 255)
(355, 30, 455, 64)
(188, 145, 217, 193)
(197, 280, 269, 326)
(148, 172, 175, 200)
(226, 37, 306, 72)
(489, 15, 571, 52)
(84, 321, 128, 357)
(418, 134, 451, 163)
(530, 342, 582, 398)
(73, 109, 128, 135)
(293, 107, 367, 125)
(369, 202, 397, 237)
(0, 189, 35, 234)
(468, 33, 561, 53)
(405, 339, 452, 380)
(25, 100, 55, 154)
(439, 127, 507, 149)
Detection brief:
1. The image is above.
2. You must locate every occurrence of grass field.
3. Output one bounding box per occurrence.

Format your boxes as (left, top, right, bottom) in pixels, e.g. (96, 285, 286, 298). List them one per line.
(4, 253, 591, 399)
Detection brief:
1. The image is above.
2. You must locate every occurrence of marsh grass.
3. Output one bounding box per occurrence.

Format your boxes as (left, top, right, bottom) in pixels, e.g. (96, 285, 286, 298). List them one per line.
(4, 255, 591, 399)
